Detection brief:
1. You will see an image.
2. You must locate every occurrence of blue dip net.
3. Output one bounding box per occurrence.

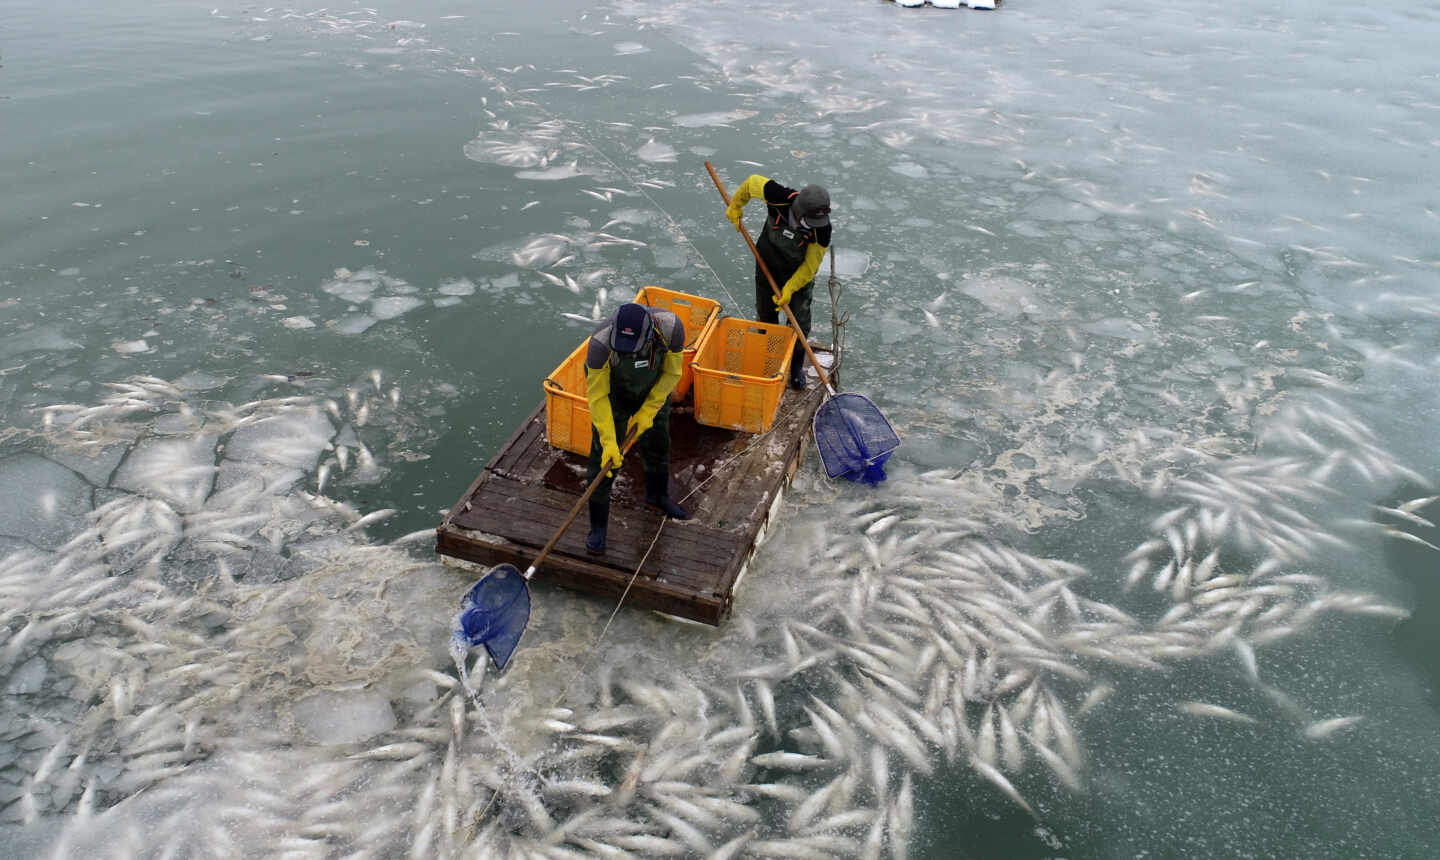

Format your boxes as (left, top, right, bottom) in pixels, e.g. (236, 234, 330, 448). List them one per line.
(813, 392, 900, 486)
(453, 565, 531, 671)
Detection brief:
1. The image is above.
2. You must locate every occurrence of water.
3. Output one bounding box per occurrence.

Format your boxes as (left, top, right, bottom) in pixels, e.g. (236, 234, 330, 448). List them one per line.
(2, 0, 1439, 856)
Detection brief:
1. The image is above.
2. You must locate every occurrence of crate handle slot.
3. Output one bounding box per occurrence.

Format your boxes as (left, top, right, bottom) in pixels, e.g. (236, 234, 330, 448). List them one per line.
(542, 377, 565, 393)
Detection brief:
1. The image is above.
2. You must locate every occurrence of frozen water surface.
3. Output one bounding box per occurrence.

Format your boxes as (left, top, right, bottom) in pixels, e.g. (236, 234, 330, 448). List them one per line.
(369, 295, 425, 320)
(436, 277, 476, 296)
(635, 138, 677, 163)
(321, 273, 380, 304)
(2, 0, 1439, 857)
(830, 246, 871, 277)
(1082, 317, 1154, 342)
(5, 657, 47, 695)
(0, 454, 93, 550)
(0, 326, 85, 361)
(513, 162, 587, 181)
(673, 109, 758, 128)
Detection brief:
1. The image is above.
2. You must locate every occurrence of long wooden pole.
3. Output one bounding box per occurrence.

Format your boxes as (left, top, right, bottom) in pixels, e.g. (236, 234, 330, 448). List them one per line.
(704, 161, 836, 397)
(523, 428, 637, 579)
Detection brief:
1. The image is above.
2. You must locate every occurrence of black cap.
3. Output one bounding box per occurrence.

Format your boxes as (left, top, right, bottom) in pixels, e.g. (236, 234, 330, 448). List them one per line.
(610, 303, 653, 354)
(795, 184, 831, 227)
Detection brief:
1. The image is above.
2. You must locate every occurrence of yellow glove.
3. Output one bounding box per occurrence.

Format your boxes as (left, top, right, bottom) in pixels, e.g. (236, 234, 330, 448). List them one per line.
(600, 439, 623, 475)
(626, 410, 656, 440)
(772, 284, 798, 310)
(725, 203, 744, 232)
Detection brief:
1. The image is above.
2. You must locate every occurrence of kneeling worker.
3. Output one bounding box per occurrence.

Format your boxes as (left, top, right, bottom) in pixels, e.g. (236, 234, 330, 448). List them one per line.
(584, 301, 691, 554)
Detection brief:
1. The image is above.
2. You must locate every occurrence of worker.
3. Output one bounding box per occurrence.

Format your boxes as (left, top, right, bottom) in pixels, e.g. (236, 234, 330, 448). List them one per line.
(725, 174, 831, 390)
(583, 301, 691, 554)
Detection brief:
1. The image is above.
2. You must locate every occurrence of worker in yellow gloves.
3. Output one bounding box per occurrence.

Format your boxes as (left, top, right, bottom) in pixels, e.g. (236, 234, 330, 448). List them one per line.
(583, 302, 690, 554)
(725, 174, 831, 390)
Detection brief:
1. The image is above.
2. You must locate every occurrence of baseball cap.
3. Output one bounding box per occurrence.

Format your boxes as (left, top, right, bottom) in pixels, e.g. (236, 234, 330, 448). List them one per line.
(610, 303, 653, 354)
(795, 184, 831, 227)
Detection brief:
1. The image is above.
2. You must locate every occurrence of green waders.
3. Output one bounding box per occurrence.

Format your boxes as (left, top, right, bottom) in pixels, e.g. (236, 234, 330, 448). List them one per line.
(584, 344, 684, 552)
(754, 217, 814, 383)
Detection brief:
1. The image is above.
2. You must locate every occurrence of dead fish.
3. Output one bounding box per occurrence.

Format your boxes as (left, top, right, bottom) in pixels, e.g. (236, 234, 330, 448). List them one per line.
(1177, 701, 1257, 724)
(865, 514, 901, 537)
(975, 706, 999, 769)
(861, 810, 886, 860)
(1397, 495, 1440, 514)
(544, 779, 612, 800)
(788, 772, 844, 834)
(997, 705, 1024, 771)
(707, 832, 754, 860)
(1233, 637, 1259, 681)
(969, 755, 1035, 817)
(347, 508, 397, 531)
(741, 782, 809, 804)
(611, 834, 690, 856)
(349, 741, 430, 761)
(1302, 715, 1363, 740)
(1027, 734, 1082, 792)
(753, 679, 778, 737)
(750, 751, 832, 771)
(1381, 527, 1440, 552)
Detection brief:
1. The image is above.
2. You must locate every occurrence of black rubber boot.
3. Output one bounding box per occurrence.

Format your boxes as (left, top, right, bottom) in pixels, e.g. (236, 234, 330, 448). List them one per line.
(644, 473, 690, 520)
(788, 359, 807, 391)
(585, 497, 609, 554)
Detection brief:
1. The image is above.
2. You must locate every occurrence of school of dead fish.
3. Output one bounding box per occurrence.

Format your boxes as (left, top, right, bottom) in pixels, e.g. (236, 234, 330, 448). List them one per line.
(0, 371, 1424, 858)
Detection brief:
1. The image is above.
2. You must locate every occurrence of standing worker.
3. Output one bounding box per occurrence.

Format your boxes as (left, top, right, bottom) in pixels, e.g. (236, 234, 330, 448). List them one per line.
(583, 301, 691, 555)
(725, 174, 832, 390)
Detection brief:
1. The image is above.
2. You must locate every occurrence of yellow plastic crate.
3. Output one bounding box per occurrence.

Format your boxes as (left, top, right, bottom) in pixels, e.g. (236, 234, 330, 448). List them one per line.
(633, 285, 721, 401)
(691, 317, 797, 434)
(542, 340, 592, 456)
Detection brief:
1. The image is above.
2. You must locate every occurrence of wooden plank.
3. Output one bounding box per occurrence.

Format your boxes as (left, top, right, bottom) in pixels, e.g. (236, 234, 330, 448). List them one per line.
(507, 416, 550, 477)
(451, 475, 733, 584)
(486, 402, 545, 477)
(436, 526, 725, 623)
(497, 408, 546, 476)
(458, 496, 732, 592)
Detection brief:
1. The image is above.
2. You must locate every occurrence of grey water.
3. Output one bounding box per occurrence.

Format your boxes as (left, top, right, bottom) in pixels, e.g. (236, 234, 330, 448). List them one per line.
(2, 0, 1439, 857)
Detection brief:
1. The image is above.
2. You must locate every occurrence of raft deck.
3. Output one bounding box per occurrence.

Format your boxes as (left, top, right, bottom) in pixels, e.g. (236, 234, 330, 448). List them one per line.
(435, 351, 834, 625)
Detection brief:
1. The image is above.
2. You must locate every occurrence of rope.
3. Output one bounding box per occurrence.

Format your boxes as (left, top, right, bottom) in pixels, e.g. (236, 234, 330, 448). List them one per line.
(551, 521, 668, 704)
(676, 396, 811, 505)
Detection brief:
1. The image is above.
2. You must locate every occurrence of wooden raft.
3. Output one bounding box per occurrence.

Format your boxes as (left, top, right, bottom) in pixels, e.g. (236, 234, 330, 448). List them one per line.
(435, 353, 834, 625)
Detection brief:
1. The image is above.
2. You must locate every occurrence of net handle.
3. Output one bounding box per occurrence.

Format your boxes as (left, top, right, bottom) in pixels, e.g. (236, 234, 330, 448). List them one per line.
(523, 427, 638, 578)
(705, 161, 837, 397)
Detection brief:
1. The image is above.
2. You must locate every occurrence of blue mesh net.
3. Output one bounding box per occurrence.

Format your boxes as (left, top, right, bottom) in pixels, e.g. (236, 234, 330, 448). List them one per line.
(454, 565, 531, 671)
(813, 392, 900, 485)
